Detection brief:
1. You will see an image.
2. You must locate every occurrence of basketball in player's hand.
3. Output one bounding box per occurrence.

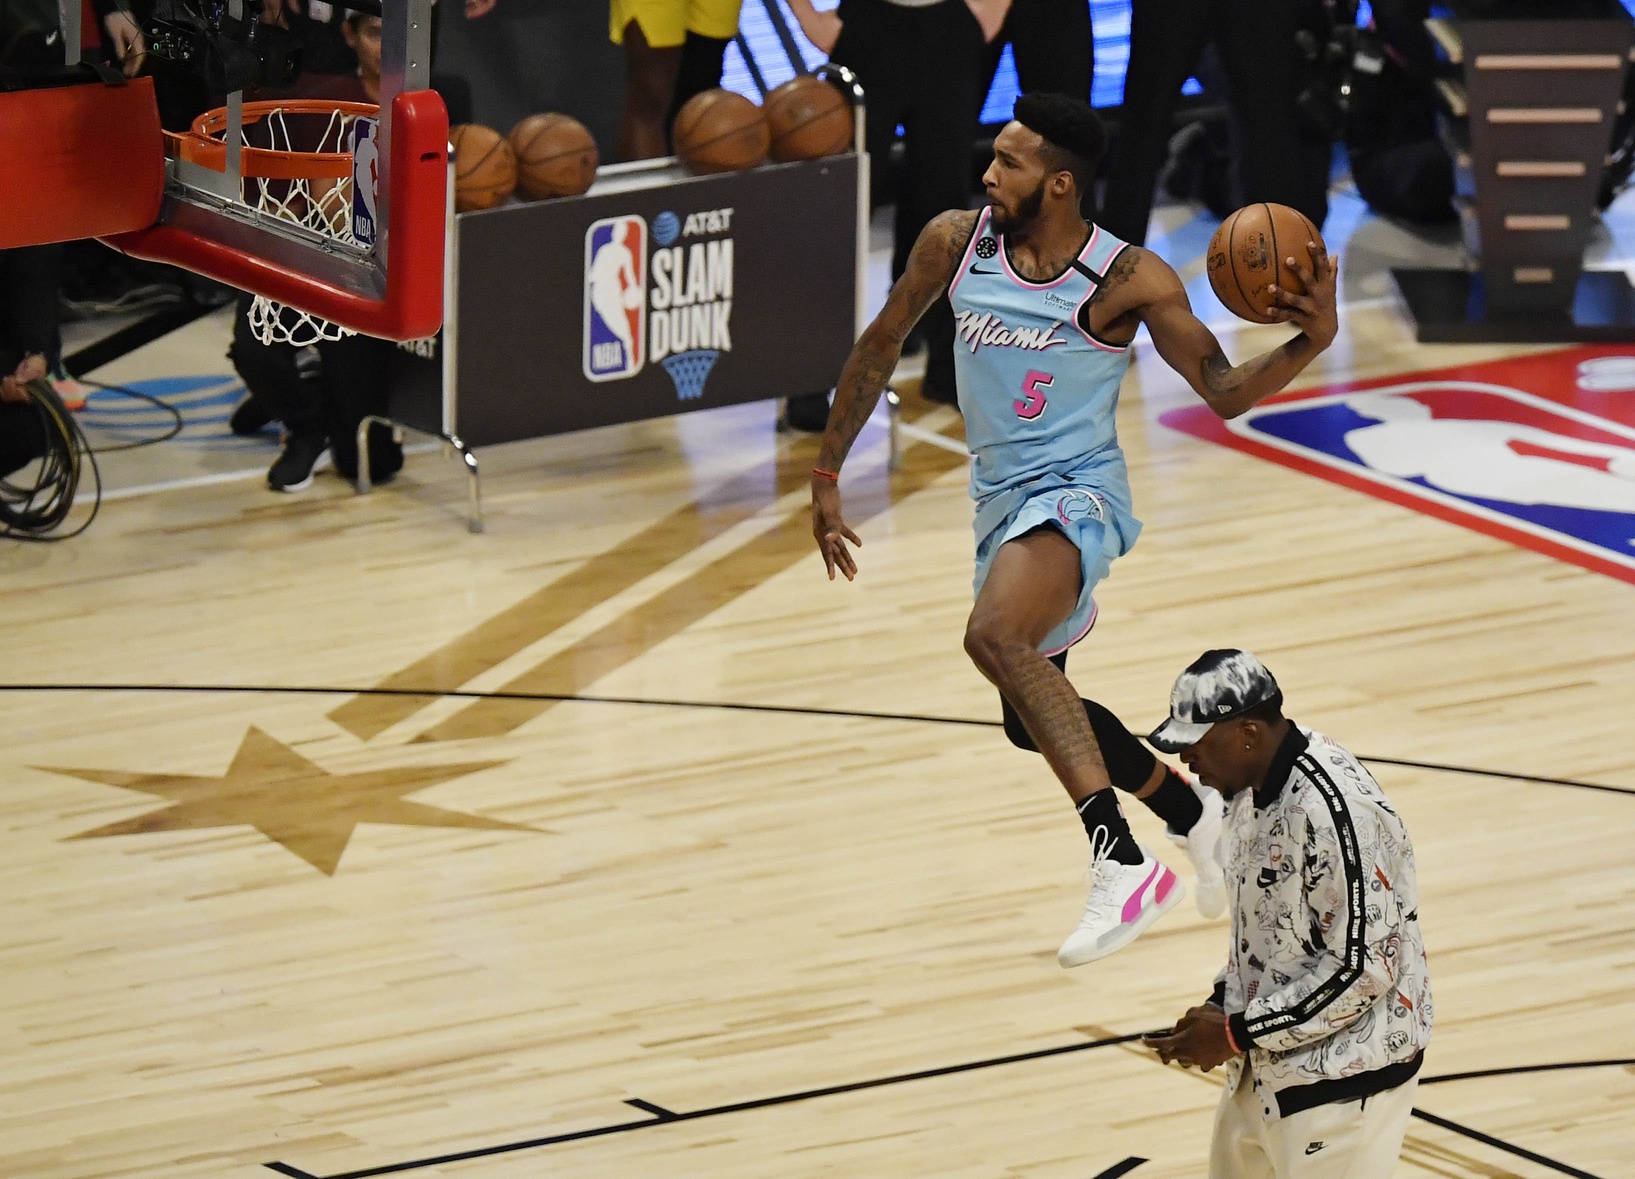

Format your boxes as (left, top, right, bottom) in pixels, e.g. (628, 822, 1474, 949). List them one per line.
(449, 123, 516, 212)
(764, 75, 852, 162)
(509, 113, 598, 199)
(1206, 203, 1326, 324)
(673, 89, 769, 174)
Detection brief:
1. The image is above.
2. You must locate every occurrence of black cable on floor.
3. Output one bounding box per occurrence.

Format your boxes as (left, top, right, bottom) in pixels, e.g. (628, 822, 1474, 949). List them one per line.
(75, 375, 187, 452)
(0, 378, 100, 541)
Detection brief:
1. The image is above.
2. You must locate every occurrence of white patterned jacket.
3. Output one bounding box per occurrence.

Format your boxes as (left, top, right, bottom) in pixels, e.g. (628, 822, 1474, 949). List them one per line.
(1213, 725, 1434, 1120)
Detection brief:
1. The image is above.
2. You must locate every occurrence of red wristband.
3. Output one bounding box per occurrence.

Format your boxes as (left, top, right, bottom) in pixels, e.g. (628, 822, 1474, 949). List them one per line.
(1224, 1019, 1241, 1054)
(812, 467, 840, 481)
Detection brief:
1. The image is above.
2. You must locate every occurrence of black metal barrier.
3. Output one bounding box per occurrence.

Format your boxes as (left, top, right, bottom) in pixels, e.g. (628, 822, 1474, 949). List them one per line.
(458, 154, 858, 442)
(361, 68, 869, 533)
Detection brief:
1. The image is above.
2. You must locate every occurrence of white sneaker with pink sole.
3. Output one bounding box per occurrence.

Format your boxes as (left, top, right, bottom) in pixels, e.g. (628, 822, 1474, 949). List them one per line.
(1057, 835, 1184, 968)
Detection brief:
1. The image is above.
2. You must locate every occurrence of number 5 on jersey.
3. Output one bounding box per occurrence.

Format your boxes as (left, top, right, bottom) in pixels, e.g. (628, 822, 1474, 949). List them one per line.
(1016, 370, 1053, 420)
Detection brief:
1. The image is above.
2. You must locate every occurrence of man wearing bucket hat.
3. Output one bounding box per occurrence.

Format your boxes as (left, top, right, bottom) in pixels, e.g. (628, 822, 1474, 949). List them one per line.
(1143, 650, 1432, 1179)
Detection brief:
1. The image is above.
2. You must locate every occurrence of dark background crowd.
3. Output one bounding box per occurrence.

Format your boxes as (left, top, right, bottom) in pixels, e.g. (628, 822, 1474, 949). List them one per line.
(5, 0, 1634, 491)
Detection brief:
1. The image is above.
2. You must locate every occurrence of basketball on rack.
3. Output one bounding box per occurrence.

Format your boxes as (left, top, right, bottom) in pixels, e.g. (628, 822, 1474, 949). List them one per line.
(449, 123, 517, 212)
(508, 113, 599, 200)
(765, 75, 851, 162)
(673, 89, 769, 174)
(1206, 203, 1325, 324)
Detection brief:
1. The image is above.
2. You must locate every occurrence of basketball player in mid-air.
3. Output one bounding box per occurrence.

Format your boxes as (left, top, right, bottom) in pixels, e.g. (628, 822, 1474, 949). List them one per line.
(810, 93, 1338, 966)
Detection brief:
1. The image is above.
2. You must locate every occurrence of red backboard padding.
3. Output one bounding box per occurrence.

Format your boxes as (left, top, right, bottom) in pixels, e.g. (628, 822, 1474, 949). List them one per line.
(105, 89, 450, 342)
(0, 76, 165, 248)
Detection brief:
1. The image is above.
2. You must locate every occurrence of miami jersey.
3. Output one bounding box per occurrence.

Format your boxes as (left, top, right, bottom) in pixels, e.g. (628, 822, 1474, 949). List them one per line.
(948, 208, 1139, 540)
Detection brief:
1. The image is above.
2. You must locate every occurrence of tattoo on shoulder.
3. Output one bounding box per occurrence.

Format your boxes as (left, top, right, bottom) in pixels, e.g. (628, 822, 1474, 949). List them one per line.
(901, 209, 980, 298)
(931, 209, 980, 268)
(1101, 245, 1140, 291)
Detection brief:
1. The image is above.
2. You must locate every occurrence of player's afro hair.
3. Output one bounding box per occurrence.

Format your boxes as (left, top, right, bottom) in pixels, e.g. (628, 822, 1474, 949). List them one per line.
(1012, 92, 1107, 195)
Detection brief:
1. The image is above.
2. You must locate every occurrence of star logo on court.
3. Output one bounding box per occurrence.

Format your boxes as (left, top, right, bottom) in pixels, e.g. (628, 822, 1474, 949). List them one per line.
(39, 727, 530, 875)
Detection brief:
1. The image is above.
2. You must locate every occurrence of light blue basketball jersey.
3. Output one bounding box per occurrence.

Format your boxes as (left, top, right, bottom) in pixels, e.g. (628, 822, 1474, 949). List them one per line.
(948, 208, 1142, 557)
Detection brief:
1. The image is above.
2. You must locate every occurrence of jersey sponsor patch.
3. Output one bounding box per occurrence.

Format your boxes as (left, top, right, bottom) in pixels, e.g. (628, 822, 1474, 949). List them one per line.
(1160, 346, 1635, 584)
(583, 215, 649, 382)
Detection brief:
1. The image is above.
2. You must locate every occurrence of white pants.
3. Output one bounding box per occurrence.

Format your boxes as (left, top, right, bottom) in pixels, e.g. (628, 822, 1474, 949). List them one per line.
(1209, 1074, 1418, 1179)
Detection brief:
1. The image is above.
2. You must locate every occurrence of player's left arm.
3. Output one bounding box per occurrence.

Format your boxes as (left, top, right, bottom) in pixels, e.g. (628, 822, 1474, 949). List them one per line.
(1133, 244, 1338, 420)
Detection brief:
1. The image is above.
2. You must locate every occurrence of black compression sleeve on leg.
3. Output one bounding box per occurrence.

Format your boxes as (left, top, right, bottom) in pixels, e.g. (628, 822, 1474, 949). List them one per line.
(1079, 697, 1159, 792)
(1000, 693, 1039, 751)
(999, 656, 1157, 789)
(1083, 698, 1204, 832)
(996, 652, 1205, 835)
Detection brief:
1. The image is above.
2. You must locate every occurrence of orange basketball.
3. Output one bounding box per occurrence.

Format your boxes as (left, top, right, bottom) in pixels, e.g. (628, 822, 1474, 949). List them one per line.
(1206, 203, 1325, 324)
(509, 112, 598, 200)
(449, 123, 516, 212)
(672, 88, 769, 174)
(764, 74, 852, 162)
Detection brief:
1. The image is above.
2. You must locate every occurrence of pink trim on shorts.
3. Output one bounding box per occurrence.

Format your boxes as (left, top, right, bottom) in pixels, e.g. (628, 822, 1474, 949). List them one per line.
(1041, 599, 1098, 658)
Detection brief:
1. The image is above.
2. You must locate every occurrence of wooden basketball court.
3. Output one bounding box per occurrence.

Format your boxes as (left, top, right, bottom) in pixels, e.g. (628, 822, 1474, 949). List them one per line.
(5, 201, 1635, 1179)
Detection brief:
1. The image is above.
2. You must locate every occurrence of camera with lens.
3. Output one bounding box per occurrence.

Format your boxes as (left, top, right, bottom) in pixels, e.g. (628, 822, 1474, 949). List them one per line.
(1294, 0, 1362, 139)
(145, 0, 304, 93)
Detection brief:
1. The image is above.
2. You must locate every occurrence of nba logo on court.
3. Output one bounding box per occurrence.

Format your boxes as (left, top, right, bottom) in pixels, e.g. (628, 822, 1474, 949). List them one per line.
(1160, 348, 1635, 585)
(583, 215, 649, 382)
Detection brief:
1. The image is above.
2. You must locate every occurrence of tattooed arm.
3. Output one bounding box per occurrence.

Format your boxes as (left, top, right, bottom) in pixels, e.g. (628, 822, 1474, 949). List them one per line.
(812, 208, 977, 581)
(1102, 241, 1338, 420)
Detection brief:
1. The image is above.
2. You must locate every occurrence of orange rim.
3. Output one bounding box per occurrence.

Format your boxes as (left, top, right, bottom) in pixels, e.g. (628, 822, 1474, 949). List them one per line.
(173, 99, 382, 180)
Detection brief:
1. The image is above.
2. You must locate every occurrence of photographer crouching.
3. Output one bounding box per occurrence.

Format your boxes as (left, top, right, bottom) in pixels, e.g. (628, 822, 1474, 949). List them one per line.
(1, 241, 63, 487)
(2, 254, 95, 540)
(0, 352, 51, 480)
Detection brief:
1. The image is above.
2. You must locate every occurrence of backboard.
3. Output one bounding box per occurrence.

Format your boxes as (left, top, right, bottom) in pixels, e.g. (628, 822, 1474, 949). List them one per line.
(102, 0, 448, 342)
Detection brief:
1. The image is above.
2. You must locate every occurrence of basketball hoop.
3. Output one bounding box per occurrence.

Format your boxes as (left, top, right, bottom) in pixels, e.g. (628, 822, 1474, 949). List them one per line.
(176, 99, 382, 347)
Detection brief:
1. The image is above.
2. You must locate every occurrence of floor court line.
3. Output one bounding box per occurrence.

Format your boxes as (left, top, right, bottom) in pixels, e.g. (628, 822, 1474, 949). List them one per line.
(276, 1033, 1152, 1179)
(262, 1045, 1630, 1179)
(6, 682, 1632, 798)
(1089, 1159, 1148, 1179)
(1408, 1109, 1605, 1179)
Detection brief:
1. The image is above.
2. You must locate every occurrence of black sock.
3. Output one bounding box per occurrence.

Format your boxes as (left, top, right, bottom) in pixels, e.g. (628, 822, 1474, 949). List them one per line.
(1145, 768, 1205, 837)
(1076, 789, 1143, 864)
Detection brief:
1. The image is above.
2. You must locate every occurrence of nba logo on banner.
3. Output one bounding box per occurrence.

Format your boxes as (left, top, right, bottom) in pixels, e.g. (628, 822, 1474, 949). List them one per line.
(584, 215, 649, 381)
(350, 116, 380, 248)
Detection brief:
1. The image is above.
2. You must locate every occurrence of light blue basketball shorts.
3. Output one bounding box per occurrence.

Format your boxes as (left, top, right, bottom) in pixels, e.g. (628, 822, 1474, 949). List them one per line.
(972, 485, 1118, 657)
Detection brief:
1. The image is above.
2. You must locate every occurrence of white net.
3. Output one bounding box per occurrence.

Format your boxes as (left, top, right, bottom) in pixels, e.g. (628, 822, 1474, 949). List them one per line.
(239, 105, 373, 348)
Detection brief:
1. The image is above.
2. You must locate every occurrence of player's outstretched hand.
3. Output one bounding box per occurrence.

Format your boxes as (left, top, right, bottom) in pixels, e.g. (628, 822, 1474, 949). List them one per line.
(1265, 242, 1337, 351)
(812, 479, 861, 581)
